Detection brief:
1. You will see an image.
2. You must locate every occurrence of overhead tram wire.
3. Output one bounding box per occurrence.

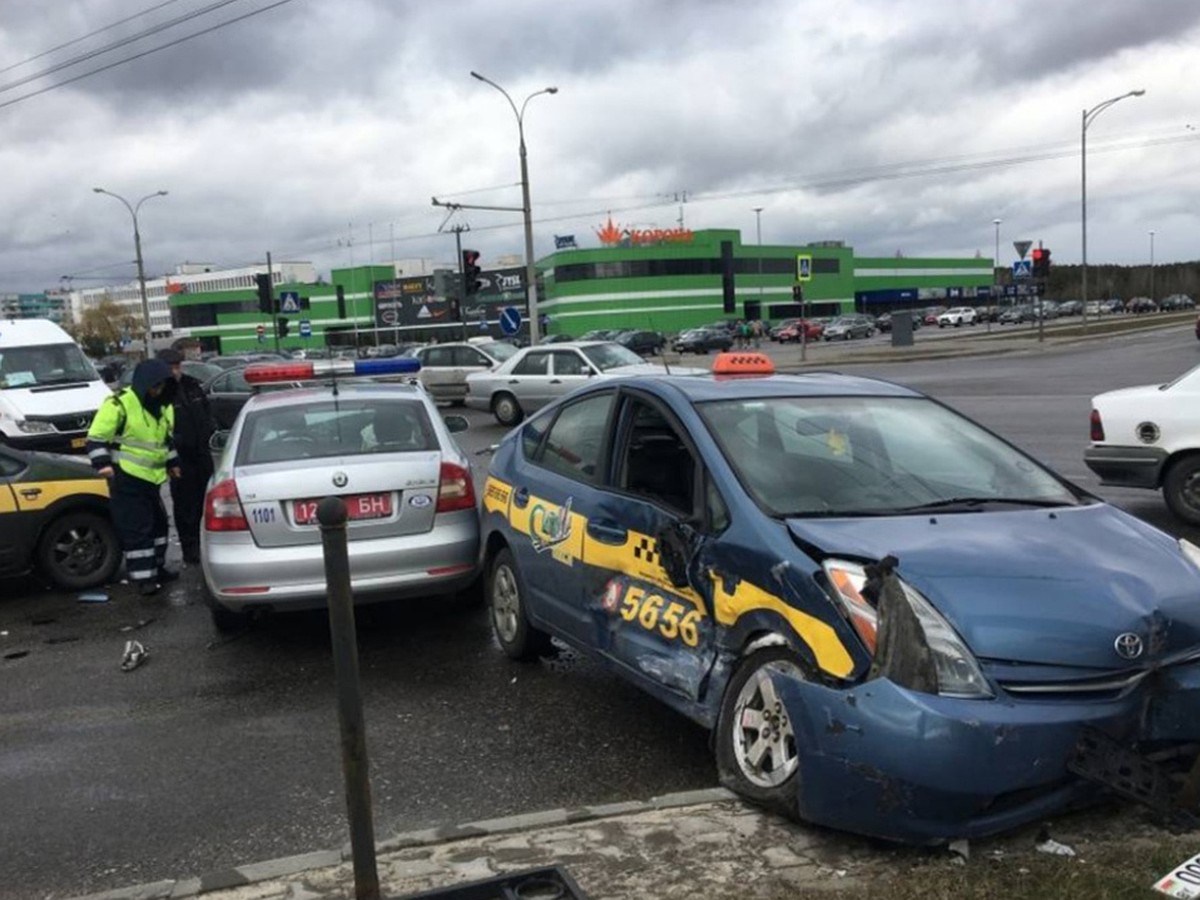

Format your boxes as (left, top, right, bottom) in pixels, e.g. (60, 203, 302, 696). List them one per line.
(0, 0, 297, 111)
(0, 0, 252, 96)
(0, 0, 189, 76)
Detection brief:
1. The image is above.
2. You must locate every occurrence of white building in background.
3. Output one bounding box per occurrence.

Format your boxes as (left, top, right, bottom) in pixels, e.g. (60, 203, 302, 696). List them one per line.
(69, 261, 319, 342)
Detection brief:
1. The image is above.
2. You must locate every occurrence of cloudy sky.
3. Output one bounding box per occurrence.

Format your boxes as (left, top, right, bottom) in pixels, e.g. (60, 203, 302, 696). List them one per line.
(1, 0, 1197, 294)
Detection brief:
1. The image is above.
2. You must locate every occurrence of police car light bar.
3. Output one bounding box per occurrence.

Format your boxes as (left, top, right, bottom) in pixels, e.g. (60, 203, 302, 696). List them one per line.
(711, 352, 775, 376)
(244, 357, 421, 384)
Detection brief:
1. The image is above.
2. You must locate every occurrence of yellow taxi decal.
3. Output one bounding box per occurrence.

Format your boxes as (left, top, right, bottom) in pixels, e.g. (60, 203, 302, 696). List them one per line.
(505, 491, 586, 568)
(13, 478, 109, 511)
(581, 529, 704, 607)
(710, 572, 855, 678)
(608, 580, 705, 647)
(483, 477, 512, 517)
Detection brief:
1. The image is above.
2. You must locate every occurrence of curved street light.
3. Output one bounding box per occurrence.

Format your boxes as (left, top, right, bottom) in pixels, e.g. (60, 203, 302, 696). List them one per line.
(93, 187, 169, 353)
(470, 71, 557, 344)
(1081, 89, 1144, 331)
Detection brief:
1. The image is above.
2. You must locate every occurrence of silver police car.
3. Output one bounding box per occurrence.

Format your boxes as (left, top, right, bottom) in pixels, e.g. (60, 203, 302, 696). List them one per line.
(200, 360, 479, 630)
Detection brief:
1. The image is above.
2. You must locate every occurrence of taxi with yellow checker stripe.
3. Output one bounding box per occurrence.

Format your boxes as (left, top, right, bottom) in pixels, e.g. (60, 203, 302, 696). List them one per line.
(0, 443, 120, 590)
(482, 352, 1200, 844)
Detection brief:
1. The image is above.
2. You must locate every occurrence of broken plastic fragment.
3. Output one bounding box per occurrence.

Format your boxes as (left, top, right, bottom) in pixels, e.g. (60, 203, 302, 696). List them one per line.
(949, 839, 970, 861)
(78, 591, 109, 603)
(120, 640, 148, 672)
(1035, 838, 1076, 857)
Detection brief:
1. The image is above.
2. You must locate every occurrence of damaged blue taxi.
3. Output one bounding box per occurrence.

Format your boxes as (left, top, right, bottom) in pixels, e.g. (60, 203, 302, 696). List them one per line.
(479, 353, 1200, 843)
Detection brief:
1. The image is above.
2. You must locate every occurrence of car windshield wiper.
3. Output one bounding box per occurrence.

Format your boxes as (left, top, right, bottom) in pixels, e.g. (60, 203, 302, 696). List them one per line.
(890, 496, 1073, 514)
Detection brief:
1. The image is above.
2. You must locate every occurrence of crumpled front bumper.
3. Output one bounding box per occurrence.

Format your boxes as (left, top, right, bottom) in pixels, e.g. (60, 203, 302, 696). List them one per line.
(771, 660, 1200, 844)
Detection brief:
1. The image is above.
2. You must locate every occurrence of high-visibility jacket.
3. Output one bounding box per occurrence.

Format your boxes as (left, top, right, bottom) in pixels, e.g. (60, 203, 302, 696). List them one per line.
(86, 389, 179, 485)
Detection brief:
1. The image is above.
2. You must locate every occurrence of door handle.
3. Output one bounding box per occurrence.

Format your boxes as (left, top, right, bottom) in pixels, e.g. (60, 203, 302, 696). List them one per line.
(586, 520, 627, 544)
(507, 379, 520, 385)
(549, 379, 562, 384)
(512, 487, 530, 508)
(19, 487, 42, 500)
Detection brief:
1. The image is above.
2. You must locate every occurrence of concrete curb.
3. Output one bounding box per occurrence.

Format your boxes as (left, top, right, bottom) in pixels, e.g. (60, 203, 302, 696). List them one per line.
(67, 787, 739, 900)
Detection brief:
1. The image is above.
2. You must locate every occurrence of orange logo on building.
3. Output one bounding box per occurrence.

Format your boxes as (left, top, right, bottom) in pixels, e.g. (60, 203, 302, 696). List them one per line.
(594, 215, 694, 247)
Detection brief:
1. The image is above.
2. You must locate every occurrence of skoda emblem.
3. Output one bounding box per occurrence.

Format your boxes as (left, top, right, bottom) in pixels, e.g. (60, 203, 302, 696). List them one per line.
(332, 472, 348, 488)
(1114, 632, 1144, 660)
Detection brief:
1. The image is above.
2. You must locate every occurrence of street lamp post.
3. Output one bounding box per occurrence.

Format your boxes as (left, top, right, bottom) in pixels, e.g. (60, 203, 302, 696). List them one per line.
(1081, 89, 1145, 331)
(93, 187, 168, 355)
(992, 218, 1001, 332)
(753, 207, 764, 321)
(1149, 230, 1156, 304)
(470, 72, 557, 345)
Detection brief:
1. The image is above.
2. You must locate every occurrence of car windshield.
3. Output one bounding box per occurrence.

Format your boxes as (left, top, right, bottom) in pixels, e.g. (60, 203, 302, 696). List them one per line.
(237, 398, 436, 465)
(0, 342, 100, 389)
(698, 395, 1080, 517)
(482, 341, 518, 362)
(581, 342, 645, 371)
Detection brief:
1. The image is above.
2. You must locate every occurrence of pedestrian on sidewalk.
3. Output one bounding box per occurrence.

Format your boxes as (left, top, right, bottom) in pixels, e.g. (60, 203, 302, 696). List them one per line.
(158, 349, 216, 565)
(85, 358, 181, 595)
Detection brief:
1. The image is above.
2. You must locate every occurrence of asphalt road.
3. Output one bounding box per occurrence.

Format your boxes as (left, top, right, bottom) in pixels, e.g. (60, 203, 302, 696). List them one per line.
(1, 327, 1197, 899)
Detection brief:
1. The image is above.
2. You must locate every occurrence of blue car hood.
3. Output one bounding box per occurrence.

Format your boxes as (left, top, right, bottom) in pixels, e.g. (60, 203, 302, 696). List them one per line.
(786, 503, 1200, 669)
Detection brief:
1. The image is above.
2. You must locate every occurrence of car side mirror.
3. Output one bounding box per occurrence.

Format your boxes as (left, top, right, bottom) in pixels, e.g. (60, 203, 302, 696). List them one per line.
(209, 431, 230, 451)
(444, 414, 469, 434)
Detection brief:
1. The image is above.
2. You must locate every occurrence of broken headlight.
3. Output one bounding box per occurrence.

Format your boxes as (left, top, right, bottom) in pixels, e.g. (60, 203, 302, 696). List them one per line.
(824, 559, 993, 699)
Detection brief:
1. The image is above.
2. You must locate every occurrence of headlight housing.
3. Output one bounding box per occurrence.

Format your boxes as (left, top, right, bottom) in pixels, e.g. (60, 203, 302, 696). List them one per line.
(16, 419, 55, 435)
(823, 558, 993, 699)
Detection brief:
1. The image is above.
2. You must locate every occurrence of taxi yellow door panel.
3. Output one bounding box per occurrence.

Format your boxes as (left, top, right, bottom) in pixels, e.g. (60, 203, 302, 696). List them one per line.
(0, 484, 30, 575)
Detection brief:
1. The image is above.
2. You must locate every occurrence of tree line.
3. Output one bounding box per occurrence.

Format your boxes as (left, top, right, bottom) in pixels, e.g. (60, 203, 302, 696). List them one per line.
(995, 261, 1200, 301)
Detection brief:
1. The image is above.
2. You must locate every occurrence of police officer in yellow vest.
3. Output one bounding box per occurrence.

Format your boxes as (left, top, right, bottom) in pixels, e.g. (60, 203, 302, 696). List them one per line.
(86, 358, 182, 596)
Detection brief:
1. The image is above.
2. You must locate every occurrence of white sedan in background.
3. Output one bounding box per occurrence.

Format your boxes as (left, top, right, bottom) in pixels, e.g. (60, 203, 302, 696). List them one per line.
(1084, 361, 1200, 525)
(937, 306, 978, 327)
(465, 341, 703, 426)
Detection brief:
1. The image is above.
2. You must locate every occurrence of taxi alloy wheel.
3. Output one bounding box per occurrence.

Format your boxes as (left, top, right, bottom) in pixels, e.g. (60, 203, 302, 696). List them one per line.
(492, 393, 524, 428)
(36, 511, 120, 590)
(716, 648, 805, 809)
(1164, 455, 1200, 526)
(488, 547, 550, 660)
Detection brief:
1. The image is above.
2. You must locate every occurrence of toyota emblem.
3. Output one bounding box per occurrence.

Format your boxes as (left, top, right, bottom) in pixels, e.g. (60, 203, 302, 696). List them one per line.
(1114, 632, 1144, 660)
(332, 472, 348, 488)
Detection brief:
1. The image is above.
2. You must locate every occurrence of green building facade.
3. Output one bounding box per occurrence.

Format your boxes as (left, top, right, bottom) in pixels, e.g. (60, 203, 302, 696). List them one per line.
(169, 229, 994, 352)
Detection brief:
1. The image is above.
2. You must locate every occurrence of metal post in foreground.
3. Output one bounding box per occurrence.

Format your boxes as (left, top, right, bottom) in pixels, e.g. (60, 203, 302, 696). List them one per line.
(317, 496, 380, 900)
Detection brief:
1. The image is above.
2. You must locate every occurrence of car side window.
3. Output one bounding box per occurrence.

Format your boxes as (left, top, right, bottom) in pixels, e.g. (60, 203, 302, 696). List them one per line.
(231, 370, 250, 392)
(551, 352, 586, 376)
(513, 352, 550, 376)
(0, 451, 25, 478)
(534, 393, 614, 483)
(617, 398, 697, 517)
(422, 347, 453, 368)
(454, 347, 490, 367)
(211, 372, 231, 392)
(521, 408, 554, 460)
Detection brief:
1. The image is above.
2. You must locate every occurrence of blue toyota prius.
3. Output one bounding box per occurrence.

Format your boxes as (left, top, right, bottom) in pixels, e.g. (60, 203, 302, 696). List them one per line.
(479, 353, 1200, 843)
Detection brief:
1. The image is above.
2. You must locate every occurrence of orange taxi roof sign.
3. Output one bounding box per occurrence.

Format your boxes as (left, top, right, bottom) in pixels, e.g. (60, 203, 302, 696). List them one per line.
(711, 352, 775, 376)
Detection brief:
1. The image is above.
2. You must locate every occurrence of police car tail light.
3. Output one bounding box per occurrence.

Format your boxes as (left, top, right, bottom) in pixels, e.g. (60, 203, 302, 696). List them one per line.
(712, 352, 775, 376)
(205, 478, 248, 531)
(436, 461, 475, 513)
(243, 357, 420, 384)
(1090, 408, 1105, 442)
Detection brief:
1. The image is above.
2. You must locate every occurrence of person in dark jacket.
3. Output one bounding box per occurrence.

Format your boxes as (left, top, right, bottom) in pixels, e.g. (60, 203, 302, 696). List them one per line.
(158, 349, 216, 564)
(86, 358, 180, 595)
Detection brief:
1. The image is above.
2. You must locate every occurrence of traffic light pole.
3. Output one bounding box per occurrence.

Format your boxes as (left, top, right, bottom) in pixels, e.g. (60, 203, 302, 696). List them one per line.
(268, 251, 280, 355)
(453, 227, 468, 342)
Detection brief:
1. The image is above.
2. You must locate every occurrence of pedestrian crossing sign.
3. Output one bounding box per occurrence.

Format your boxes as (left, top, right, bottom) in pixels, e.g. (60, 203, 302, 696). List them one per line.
(279, 291, 301, 313)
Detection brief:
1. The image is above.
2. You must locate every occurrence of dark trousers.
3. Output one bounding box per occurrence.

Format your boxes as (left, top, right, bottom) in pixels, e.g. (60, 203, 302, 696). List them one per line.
(170, 456, 213, 561)
(111, 469, 170, 583)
